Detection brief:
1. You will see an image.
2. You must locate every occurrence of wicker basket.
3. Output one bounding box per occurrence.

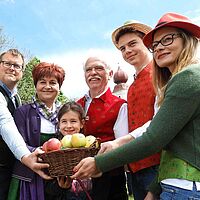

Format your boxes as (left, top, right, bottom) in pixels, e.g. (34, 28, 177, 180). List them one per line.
(39, 139, 100, 177)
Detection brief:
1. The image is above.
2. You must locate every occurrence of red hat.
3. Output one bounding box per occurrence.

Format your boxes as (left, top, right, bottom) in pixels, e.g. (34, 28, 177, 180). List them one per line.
(143, 12, 200, 48)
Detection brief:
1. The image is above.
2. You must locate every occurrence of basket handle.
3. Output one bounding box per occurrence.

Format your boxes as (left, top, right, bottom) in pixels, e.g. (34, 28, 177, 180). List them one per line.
(76, 179, 93, 200)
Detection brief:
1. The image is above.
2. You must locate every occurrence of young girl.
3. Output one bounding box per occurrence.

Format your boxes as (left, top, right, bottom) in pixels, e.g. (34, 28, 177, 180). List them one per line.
(45, 101, 92, 200)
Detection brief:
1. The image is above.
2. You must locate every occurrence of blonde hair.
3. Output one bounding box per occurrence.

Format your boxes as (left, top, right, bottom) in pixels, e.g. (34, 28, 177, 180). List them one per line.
(153, 29, 199, 106)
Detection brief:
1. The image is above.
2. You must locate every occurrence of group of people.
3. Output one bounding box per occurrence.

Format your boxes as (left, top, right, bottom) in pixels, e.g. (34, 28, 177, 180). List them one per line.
(1, 11, 200, 200)
(72, 12, 200, 200)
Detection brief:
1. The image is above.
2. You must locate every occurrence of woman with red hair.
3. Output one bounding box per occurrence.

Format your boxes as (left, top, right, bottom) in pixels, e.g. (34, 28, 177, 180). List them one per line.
(8, 62, 65, 200)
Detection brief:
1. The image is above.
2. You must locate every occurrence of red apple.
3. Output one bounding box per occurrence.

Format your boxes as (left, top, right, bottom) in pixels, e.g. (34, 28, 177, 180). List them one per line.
(42, 141, 48, 152)
(42, 138, 61, 152)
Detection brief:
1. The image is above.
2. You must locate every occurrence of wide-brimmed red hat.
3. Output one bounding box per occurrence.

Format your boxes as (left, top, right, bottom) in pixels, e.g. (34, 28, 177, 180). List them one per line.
(143, 12, 200, 48)
(112, 20, 152, 49)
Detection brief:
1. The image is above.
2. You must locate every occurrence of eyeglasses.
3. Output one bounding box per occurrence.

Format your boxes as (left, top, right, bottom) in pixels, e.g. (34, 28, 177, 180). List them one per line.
(0, 61, 24, 72)
(148, 33, 182, 53)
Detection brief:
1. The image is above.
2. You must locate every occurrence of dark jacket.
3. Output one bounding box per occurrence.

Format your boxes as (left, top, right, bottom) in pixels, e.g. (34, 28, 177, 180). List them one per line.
(0, 86, 20, 168)
(45, 179, 89, 200)
(12, 104, 42, 181)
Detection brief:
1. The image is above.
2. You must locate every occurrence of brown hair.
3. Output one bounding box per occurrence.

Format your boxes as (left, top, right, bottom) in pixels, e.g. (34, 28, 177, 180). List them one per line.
(58, 101, 85, 122)
(32, 62, 65, 88)
(115, 27, 145, 45)
(0, 48, 25, 67)
(57, 101, 85, 137)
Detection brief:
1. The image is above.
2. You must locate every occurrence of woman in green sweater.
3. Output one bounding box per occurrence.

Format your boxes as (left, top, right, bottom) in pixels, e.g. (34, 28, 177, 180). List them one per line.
(71, 12, 200, 199)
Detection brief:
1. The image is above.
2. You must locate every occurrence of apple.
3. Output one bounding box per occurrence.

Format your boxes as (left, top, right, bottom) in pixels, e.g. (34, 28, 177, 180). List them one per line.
(42, 138, 61, 152)
(42, 141, 48, 152)
(71, 133, 86, 148)
(61, 135, 72, 148)
(85, 135, 96, 147)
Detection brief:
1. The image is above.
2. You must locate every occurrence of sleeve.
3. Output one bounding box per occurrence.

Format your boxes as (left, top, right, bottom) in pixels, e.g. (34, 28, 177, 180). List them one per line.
(0, 93, 30, 160)
(129, 120, 151, 138)
(95, 69, 200, 172)
(113, 103, 129, 138)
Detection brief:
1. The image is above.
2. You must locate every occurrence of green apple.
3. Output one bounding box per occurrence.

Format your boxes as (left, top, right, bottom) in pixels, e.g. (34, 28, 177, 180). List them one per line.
(71, 133, 86, 148)
(85, 135, 96, 147)
(61, 135, 72, 148)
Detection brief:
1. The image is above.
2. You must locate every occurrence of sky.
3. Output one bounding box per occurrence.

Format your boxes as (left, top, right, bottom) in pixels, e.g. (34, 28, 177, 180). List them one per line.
(1, 0, 200, 99)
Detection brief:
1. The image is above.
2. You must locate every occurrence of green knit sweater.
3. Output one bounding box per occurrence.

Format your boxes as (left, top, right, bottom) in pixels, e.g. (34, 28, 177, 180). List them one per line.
(96, 64, 200, 176)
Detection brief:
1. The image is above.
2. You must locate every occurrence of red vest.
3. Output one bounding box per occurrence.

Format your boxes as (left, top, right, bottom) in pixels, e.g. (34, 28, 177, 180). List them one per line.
(77, 88, 126, 142)
(128, 63, 160, 172)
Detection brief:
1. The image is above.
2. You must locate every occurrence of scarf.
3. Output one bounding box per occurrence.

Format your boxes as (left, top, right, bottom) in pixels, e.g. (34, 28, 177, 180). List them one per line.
(32, 96, 61, 126)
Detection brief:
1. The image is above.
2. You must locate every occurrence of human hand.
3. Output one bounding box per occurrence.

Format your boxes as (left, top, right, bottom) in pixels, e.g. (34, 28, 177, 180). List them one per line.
(71, 157, 102, 180)
(21, 148, 52, 180)
(57, 176, 72, 189)
(98, 140, 119, 154)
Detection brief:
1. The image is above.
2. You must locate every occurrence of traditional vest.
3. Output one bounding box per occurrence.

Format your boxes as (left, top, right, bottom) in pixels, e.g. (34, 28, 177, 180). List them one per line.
(0, 86, 21, 168)
(77, 88, 126, 142)
(158, 150, 200, 182)
(127, 64, 160, 172)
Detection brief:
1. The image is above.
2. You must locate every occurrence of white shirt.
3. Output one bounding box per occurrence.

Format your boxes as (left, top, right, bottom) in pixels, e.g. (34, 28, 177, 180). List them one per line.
(0, 92, 30, 160)
(40, 103, 57, 133)
(84, 91, 129, 138)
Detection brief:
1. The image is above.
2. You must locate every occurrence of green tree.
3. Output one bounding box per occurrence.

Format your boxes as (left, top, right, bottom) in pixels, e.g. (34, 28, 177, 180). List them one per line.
(18, 57, 68, 104)
(57, 91, 69, 104)
(17, 57, 40, 104)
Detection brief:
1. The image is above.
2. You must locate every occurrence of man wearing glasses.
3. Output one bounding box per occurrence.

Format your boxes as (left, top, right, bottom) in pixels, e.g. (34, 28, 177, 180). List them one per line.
(0, 49, 50, 200)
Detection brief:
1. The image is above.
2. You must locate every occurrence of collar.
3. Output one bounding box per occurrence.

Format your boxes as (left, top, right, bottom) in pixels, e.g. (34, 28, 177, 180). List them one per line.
(134, 62, 152, 80)
(0, 80, 17, 98)
(84, 88, 112, 103)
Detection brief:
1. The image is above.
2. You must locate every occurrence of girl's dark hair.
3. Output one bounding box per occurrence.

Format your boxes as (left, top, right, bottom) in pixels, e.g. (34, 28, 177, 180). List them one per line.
(57, 101, 85, 138)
